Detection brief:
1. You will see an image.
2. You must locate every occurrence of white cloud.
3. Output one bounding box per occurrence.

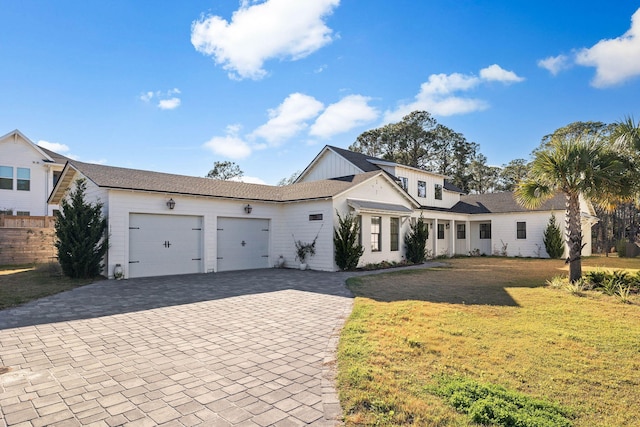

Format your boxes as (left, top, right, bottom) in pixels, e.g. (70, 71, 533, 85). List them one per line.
(479, 64, 525, 83)
(158, 98, 181, 110)
(575, 8, 640, 87)
(203, 124, 252, 159)
(384, 65, 524, 122)
(310, 95, 378, 139)
(191, 0, 340, 80)
(37, 140, 70, 154)
(537, 54, 571, 75)
(251, 93, 324, 144)
(140, 89, 182, 109)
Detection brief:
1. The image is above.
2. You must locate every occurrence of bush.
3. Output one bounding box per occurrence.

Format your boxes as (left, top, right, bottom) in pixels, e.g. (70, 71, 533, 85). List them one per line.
(431, 375, 573, 427)
(333, 211, 364, 270)
(55, 179, 108, 279)
(616, 239, 628, 257)
(543, 214, 564, 259)
(405, 216, 429, 264)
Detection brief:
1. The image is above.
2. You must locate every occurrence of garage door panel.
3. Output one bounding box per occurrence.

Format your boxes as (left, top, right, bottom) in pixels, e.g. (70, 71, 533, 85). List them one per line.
(129, 214, 203, 278)
(217, 217, 269, 272)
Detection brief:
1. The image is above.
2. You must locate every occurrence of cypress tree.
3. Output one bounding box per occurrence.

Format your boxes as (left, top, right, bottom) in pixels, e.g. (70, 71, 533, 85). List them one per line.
(55, 179, 108, 278)
(543, 214, 564, 259)
(405, 215, 429, 263)
(333, 211, 364, 270)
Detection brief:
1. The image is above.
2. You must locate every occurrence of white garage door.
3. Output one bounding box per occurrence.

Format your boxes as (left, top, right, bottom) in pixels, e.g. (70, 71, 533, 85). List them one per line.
(129, 214, 203, 278)
(217, 217, 270, 272)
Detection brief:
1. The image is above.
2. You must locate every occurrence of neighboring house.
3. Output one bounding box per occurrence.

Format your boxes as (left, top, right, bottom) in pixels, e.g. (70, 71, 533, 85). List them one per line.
(47, 144, 598, 279)
(0, 129, 67, 216)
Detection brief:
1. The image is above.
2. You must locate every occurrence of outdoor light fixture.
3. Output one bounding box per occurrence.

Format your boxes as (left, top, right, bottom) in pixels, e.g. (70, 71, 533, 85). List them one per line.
(244, 204, 253, 214)
(166, 198, 176, 210)
(446, 223, 450, 229)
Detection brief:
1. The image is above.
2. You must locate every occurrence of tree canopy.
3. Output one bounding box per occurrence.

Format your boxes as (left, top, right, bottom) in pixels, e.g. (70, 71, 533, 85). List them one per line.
(206, 161, 243, 180)
(516, 123, 631, 282)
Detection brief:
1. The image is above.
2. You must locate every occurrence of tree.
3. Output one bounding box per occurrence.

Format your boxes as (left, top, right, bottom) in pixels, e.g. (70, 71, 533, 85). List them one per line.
(405, 216, 429, 263)
(498, 159, 529, 192)
(543, 214, 564, 259)
(277, 170, 301, 186)
(333, 212, 364, 270)
(515, 127, 630, 282)
(468, 154, 500, 194)
(206, 161, 243, 180)
(54, 179, 108, 279)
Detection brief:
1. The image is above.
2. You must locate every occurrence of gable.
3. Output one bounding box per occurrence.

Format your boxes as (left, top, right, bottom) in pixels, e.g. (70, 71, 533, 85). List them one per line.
(0, 129, 56, 165)
(296, 146, 373, 183)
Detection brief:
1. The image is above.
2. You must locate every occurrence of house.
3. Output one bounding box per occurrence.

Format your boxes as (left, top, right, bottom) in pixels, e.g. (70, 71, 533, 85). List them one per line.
(47, 144, 598, 279)
(0, 129, 68, 216)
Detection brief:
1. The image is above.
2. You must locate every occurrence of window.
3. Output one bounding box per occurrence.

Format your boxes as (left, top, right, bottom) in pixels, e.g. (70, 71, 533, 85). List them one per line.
(434, 184, 443, 200)
(53, 170, 62, 186)
(457, 224, 466, 239)
(517, 222, 527, 239)
(437, 223, 445, 239)
(17, 211, 30, 216)
(0, 166, 12, 190)
(309, 213, 323, 221)
(480, 223, 491, 239)
(357, 215, 362, 246)
(390, 217, 399, 251)
(371, 216, 381, 252)
(399, 176, 408, 191)
(17, 168, 30, 191)
(417, 180, 426, 198)
(0, 209, 13, 215)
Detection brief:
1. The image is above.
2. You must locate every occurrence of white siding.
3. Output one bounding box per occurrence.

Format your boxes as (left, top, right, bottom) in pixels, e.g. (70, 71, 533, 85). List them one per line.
(394, 165, 459, 209)
(333, 176, 416, 268)
(0, 135, 62, 216)
(298, 150, 363, 182)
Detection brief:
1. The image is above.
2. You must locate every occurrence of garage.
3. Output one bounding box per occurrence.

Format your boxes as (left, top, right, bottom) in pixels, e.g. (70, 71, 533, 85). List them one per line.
(128, 213, 203, 278)
(217, 217, 270, 272)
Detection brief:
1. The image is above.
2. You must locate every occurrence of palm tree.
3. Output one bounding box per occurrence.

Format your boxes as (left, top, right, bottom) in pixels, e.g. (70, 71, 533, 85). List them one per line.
(515, 132, 630, 282)
(613, 116, 640, 243)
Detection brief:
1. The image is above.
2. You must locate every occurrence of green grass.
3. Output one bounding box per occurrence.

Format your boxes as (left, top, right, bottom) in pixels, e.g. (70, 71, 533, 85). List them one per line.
(337, 257, 640, 426)
(0, 263, 98, 310)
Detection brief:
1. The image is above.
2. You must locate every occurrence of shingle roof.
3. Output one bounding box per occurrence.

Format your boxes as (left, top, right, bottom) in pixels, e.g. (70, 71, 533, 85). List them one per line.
(40, 147, 69, 164)
(444, 180, 465, 194)
(326, 145, 385, 172)
(64, 160, 383, 202)
(451, 192, 566, 214)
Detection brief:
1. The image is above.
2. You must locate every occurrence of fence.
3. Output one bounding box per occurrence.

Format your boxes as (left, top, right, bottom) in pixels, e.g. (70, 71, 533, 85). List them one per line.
(0, 216, 57, 265)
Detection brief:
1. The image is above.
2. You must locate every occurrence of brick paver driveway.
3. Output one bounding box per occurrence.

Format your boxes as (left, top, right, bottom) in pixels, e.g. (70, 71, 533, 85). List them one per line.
(0, 269, 356, 426)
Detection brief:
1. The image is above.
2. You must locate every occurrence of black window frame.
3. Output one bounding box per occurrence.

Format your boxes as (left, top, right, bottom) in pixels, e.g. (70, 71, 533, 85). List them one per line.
(371, 216, 382, 252)
(390, 217, 399, 251)
(434, 183, 443, 200)
(517, 221, 527, 239)
(437, 223, 445, 239)
(480, 223, 491, 239)
(417, 180, 426, 198)
(457, 223, 466, 239)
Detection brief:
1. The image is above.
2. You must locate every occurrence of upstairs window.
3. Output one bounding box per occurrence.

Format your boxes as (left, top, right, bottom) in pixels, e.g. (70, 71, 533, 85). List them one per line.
(390, 217, 399, 251)
(371, 216, 381, 252)
(0, 166, 12, 190)
(17, 211, 30, 216)
(53, 170, 62, 186)
(309, 213, 323, 221)
(399, 176, 408, 191)
(17, 168, 30, 191)
(517, 222, 527, 239)
(434, 184, 443, 200)
(457, 223, 466, 239)
(417, 180, 426, 198)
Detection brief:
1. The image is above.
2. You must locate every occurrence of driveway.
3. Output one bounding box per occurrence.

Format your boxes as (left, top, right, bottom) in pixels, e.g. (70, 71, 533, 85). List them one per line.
(0, 269, 357, 426)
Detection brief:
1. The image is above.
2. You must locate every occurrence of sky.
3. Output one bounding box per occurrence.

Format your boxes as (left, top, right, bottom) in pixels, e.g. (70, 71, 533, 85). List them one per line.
(2, 1, 639, 185)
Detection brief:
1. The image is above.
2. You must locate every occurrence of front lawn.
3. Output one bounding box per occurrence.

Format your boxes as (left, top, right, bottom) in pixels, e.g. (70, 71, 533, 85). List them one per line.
(0, 264, 98, 310)
(337, 257, 640, 426)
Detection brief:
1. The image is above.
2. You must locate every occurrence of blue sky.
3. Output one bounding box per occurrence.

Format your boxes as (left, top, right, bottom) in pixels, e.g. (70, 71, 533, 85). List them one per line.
(2, 1, 639, 184)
